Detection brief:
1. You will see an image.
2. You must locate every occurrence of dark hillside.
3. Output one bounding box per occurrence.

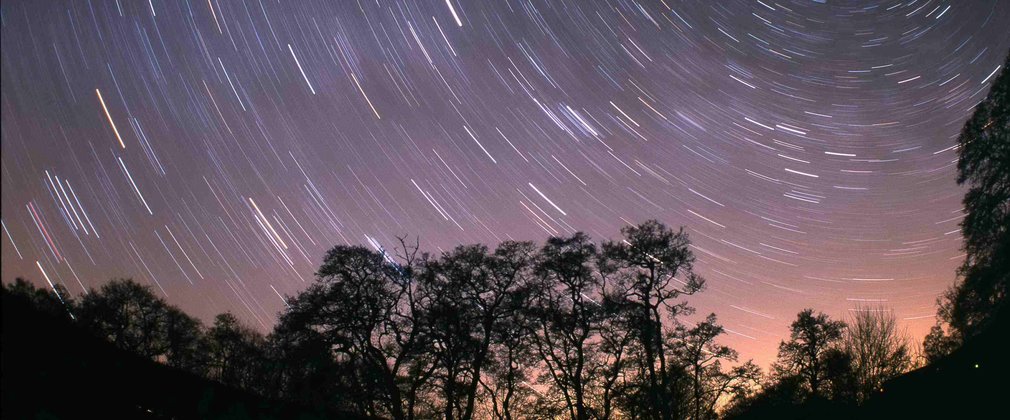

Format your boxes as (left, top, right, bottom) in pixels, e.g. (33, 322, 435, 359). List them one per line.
(865, 306, 1007, 418)
(728, 307, 1007, 419)
(1, 289, 367, 420)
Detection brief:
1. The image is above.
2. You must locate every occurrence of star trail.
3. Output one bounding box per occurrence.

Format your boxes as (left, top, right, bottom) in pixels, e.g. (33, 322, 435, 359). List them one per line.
(2, 0, 1008, 367)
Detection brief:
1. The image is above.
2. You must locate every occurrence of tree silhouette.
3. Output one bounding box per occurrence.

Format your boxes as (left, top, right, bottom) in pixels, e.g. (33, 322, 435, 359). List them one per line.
(76, 279, 174, 360)
(417, 245, 486, 420)
(163, 306, 209, 375)
(207, 312, 266, 390)
(478, 276, 538, 420)
(416, 241, 536, 420)
(921, 323, 960, 364)
(594, 290, 637, 420)
(3, 277, 75, 319)
(274, 244, 430, 419)
(671, 314, 761, 419)
(772, 309, 847, 399)
(841, 308, 910, 403)
(5, 220, 808, 418)
(528, 232, 604, 420)
(601, 220, 705, 420)
(267, 313, 364, 411)
(929, 51, 1010, 355)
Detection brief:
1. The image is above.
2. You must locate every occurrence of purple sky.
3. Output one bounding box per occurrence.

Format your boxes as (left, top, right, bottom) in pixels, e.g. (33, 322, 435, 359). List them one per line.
(2, 0, 1008, 367)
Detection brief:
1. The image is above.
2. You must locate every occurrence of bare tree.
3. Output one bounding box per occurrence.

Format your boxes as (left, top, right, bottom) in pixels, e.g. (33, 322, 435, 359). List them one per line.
(529, 232, 604, 420)
(671, 314, 760, 419)
(601, 221, 704, 419)
(842, 307, 911, 402)
(416, 240, 536, 420)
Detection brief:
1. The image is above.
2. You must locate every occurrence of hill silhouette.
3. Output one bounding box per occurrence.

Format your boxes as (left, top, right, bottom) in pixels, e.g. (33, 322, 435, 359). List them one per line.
(865, 305, 1007, 418)
(726, 306, 1007, 419)
(1, 287, 372, 420)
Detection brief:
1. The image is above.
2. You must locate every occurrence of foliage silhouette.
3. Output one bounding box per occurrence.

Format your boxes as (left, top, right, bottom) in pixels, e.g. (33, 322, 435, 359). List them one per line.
(5, 212, 1006, 418)
(926, 50, 1010, 360)
(671, 314, 762, 419)
(600, 221, 705, 420)
(77, 278, 187, 360)
(273, 243, 429, 419)
(771, 309, 847, 399)
(209, 312, 268, 389)
(1, 280, 366, 419)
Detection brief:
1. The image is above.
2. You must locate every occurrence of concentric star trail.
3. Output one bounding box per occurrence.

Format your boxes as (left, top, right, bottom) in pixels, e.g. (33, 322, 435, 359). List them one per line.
(2, 0, 1008, 366)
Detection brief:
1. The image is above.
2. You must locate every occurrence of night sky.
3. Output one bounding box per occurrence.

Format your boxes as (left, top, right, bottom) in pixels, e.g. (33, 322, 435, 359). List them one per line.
(2, 0, 1008, 367)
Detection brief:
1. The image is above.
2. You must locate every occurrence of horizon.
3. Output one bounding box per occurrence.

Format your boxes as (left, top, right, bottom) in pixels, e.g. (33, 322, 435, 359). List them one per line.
(3, 0, 1009, 370)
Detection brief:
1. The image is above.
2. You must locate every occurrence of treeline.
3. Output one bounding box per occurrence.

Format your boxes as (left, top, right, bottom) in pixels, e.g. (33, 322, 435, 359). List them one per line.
(7, 220, 920, 419)
(921, 51, 1009, 365)
(732, 50, 1010, 417)
(721, 308, 915, 418)
(9, 52, 1009, 415)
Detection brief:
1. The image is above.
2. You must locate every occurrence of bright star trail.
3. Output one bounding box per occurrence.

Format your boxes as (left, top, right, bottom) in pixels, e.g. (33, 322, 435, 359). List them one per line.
(2, 0, 1008, 366)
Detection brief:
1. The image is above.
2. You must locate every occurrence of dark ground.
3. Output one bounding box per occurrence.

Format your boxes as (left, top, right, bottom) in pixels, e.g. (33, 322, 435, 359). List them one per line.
(728, 307, 1008, 420)
(0, 290, 369, 420)
(3, 287, 1006, 419)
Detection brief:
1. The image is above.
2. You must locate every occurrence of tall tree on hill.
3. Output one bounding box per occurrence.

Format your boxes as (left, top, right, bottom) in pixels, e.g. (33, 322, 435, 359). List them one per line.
(927, 51, 1009, 359)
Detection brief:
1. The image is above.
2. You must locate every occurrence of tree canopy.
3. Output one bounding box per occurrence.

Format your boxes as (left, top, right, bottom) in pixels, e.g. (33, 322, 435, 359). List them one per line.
(1, 219, 948, 418)
(925, 51, 1010, 361)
